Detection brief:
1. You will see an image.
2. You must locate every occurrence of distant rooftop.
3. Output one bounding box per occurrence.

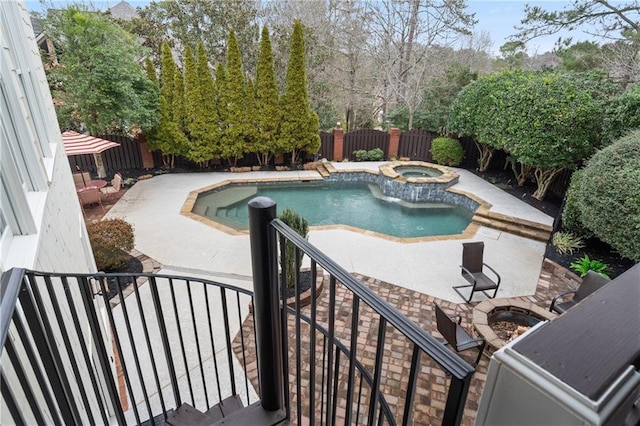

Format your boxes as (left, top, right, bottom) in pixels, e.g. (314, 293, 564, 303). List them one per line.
(107, 1, 138, 21)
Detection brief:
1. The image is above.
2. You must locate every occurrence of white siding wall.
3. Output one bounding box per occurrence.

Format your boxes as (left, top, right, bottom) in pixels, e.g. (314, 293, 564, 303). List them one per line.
(1, 2, 116, 424)
(0, 0, 96, 274)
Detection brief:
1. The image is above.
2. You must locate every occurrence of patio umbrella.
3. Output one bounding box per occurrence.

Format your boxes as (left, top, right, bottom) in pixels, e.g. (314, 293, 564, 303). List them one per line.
(62, 131, 120, 178)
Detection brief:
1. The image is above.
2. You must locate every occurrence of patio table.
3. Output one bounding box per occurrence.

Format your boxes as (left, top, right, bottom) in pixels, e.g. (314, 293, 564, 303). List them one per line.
(75, 180, 108, 191)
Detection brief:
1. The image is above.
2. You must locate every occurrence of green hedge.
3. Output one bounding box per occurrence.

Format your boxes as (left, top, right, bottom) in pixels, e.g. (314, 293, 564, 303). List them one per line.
(430, 137, 464, 166)
(563, 130, 640, 261)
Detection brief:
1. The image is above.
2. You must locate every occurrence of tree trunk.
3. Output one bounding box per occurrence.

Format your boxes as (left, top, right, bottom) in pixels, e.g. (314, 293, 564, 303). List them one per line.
(474, 140, 494, 172)
(511, 162, 535, 186)
(532, 167, 563, 200)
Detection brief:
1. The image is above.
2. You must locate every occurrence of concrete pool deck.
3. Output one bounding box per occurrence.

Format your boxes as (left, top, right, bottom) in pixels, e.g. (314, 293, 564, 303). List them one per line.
(106, 162, 553, 303)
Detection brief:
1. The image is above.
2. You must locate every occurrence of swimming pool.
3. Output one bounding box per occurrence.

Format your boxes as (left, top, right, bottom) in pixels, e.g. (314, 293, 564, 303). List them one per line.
(192, 181, 473, 238)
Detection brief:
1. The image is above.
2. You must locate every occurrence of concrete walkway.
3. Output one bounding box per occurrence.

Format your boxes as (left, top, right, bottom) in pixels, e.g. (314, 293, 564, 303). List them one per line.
(106, 163, 553, 303)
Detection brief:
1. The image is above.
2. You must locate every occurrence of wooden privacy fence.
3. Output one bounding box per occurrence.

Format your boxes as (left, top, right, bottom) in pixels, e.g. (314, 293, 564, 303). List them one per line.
(343, 129, 389, 159)
(66, 130, 570, 199)
(319, 131, 334, 160)
(397, 129, 436, 161)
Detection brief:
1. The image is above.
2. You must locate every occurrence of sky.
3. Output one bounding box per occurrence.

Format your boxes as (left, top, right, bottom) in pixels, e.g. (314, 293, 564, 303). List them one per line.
(25, 0, 597, 56)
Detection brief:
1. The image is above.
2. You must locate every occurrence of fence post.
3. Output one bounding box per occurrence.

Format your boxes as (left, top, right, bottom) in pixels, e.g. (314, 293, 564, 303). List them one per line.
(333, 128, 344, 161)
(248, 197, 284, 412)
(388, 128, 401, 159)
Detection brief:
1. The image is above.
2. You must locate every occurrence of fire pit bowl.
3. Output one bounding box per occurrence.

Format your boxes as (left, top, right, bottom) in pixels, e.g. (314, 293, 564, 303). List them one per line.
(473, 299, 557, 353)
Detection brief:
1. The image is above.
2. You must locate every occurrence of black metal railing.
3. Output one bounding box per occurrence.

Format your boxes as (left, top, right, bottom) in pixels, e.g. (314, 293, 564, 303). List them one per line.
(0, 268, 257, 425)
(248, 197, 476, 426)
(1, 197, 475, 426)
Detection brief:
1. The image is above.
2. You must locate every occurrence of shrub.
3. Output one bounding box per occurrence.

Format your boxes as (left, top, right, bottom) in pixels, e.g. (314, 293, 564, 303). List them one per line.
(353, 149, 368, 161)
(552, 231, 585, 255)
(562, 130, 640, 261)
(352, 148, 384, 161)
(87, 219, 135, 271)
(430, 137, 464, 166)
(367, 148, 384, 161)
(570, 254, 610, 278)
(278, 208, 309, 288)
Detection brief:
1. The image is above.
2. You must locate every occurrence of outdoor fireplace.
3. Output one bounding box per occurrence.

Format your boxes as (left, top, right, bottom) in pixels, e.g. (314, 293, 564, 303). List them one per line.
(473, 299, 556, 353)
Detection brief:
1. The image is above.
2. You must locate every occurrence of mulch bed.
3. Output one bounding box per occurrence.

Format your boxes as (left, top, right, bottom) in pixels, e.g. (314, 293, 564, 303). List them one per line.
(473, 168, 635, 279)
(280, 270, 312, 300)
(103, 255, 143, 299)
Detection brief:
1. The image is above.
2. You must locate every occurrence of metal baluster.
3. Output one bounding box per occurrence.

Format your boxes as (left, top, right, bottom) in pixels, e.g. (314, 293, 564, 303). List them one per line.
(130, 275, 167, 419)
(402, 346, 421, 426)
(5, 338, 47, 424)
(368, 317, 387, 425)
(294, 246, 302, 426)
(114, 275, 154, 421)
(148, 276, 181, 409)
(186, 279, 208, 409)
(61, 276, 109, 425)
(220, 288, 237, 397)
(325, 276, 337, 424)
(236, 292, 251, 406)
(168, 277, 195, 405)
(78, 276, 126, 425)
(309, 260, 318, 426)
(345, 294, 360, 424)
(23, 275, 81, 424)
(97, 276, 142, 425)
(42, 275, 94, 424)
(204, 283, 223, 403)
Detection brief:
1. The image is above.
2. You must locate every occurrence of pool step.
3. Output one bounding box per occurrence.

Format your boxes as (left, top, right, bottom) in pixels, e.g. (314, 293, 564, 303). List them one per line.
(472, 210, 553, 242)
(216, 207, 242, 219)
(316, 163, 331, 178)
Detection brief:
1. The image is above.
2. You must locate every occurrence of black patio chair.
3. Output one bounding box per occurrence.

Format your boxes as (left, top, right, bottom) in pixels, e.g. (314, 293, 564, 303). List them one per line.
(434, 304, 485, 367)
(549, 270, 610, 314)
(454, 241, 501, 303)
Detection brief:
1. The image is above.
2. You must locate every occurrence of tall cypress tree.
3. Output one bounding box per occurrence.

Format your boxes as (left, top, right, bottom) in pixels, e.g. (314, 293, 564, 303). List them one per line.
(183, 44, 197, 138)
(189, 42, 220, 165)
(253, 25, 280, 166)
(279, 20, 320, 165)
(148, 41, 188, 168)
(220, 29, 248, 167)
(144, 57, 158, 87)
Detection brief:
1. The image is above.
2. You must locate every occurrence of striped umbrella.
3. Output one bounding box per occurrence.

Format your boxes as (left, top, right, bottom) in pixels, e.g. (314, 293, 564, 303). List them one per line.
(61, 131, 120, 155)
(62, 131, 120, 178)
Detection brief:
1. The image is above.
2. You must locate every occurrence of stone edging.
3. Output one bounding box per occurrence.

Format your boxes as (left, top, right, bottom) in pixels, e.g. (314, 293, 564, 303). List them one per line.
(108, 249, 163, 308)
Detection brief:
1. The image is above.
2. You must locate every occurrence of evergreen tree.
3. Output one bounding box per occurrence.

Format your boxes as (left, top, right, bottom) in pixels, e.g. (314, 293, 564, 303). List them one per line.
(148, 41, 188, 168)
(172, 61, 187, 137)
(215, 62, 227, 132)
(145, 57, 158, 87)
(183, 44, 198, 138)
(220, 29, 249, 166)
(253, 25, 280, 165)
(279, 20, 320, 165)
(244, 77, 258, 161)
(188, 42, 220, 166)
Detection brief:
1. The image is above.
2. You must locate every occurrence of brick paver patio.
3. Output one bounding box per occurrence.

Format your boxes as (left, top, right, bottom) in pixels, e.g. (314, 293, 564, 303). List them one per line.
(233, 259, 581, 425)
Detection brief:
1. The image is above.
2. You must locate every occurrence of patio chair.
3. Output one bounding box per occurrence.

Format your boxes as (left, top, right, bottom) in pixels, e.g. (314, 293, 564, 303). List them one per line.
(78, 187, 105, 215)
(454, 241, 501, 303)
(549, 270, 610, 314)
(435, 304, 485, 367)
(100, 173, 122, 200)
(72, 172, 91, 186)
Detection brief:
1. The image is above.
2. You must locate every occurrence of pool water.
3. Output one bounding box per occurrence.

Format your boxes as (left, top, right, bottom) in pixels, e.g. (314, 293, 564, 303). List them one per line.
(193, 181, 473, 238)
(397, 166, 443, 178)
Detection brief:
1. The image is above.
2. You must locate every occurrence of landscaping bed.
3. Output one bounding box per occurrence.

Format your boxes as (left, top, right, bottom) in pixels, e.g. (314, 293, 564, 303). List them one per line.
(473, 168, 635, 278)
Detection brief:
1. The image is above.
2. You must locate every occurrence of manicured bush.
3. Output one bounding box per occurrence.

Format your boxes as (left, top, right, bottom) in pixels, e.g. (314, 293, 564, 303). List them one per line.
(430, 136, 464, 166)
(367, 148, 384, 161)
(562, 130, 640, 261)
(353, 150, 369, 161)
(278, 208, 309, 287)
(87, 219, 135, 271)
(352, 148, 384, 162)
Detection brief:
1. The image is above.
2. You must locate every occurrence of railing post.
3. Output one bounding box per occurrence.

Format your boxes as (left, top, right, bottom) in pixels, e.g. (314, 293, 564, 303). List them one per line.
(248, 197, 284, 412)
